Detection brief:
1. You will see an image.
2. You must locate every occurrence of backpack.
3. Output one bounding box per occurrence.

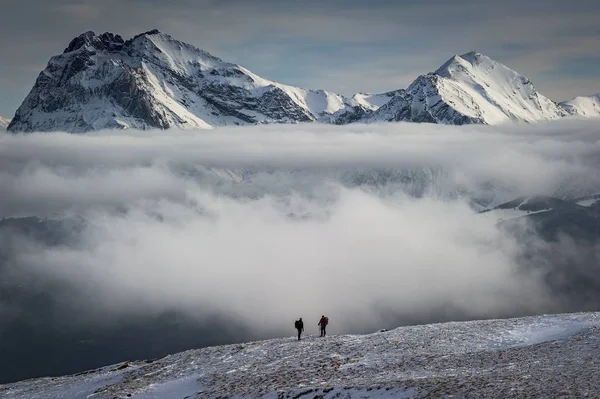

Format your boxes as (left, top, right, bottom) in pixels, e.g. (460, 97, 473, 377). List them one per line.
(324, 317, 329, 325)
(294, 320, 300, 329)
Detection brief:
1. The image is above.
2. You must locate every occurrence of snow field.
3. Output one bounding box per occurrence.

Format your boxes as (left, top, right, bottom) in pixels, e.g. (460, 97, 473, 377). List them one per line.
(1, 312, 599, 398)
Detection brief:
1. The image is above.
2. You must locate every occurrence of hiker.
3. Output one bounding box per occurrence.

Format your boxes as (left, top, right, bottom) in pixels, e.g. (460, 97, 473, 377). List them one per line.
(318, 315, 329, 337)
(294, 318, 304, 340)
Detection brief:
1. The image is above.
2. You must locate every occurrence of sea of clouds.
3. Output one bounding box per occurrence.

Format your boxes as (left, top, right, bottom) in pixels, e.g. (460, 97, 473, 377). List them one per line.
(1, 119, 599, 336)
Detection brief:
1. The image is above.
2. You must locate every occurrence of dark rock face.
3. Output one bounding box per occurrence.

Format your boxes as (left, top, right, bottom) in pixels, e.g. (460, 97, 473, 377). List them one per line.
(64, 31, 125, 54)
(256, 87, 313, 122)
(9, 49, 171, 132)
(328, 106, 373, 125)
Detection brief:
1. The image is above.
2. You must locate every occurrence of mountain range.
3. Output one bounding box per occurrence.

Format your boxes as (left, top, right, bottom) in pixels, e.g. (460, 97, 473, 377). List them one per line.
(7, 30, 600, 133)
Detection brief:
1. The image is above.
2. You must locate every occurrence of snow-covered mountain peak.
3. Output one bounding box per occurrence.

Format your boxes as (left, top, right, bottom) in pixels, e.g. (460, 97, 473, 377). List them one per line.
(435, 52, 498, 79)
(560, 93, 600, 117)
(435, 52, 473, 76)
(434, 51, 564, 123)
(126, 29, 225, 69)
(362, 51, 566, 125)
(456, 51, 489, 66)
(436, 51, 530, 87)
(8, 30, 357, 132)
(460, 50, 483, 59)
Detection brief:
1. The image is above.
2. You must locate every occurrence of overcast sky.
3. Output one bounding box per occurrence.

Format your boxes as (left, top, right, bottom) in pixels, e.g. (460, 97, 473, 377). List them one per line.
(1, 0, 599, 118)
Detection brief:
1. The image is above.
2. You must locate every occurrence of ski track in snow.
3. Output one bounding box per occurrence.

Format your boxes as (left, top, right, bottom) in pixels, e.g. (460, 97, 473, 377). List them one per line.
(1, 312, 600, 398)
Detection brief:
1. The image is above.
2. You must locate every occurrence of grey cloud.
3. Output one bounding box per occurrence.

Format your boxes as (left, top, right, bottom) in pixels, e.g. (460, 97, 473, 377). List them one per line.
(10, 188, 550, 331)
(2, 120, 600, 217)
(1, 119, 600, 337)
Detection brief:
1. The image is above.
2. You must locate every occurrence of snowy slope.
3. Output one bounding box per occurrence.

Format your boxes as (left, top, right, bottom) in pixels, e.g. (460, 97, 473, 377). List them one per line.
(352, 91, 400, 111)
(361, 52, 566, 125)
(0, 116, 10, 130)
(322, 91, 401, 125)
(8, 30, 357, 133)
(560, 94, 600, 117)
(1, 312, 599, 398)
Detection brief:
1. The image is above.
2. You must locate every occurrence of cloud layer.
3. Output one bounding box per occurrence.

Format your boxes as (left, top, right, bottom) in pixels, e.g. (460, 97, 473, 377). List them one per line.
(2, 120, 600, 339)
(2, 119, 600, 216)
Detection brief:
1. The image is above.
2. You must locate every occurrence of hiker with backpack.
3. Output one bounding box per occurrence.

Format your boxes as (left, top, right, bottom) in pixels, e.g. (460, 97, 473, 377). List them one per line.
(294, 318, 304, 340)
(318, 315, 329, 337)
